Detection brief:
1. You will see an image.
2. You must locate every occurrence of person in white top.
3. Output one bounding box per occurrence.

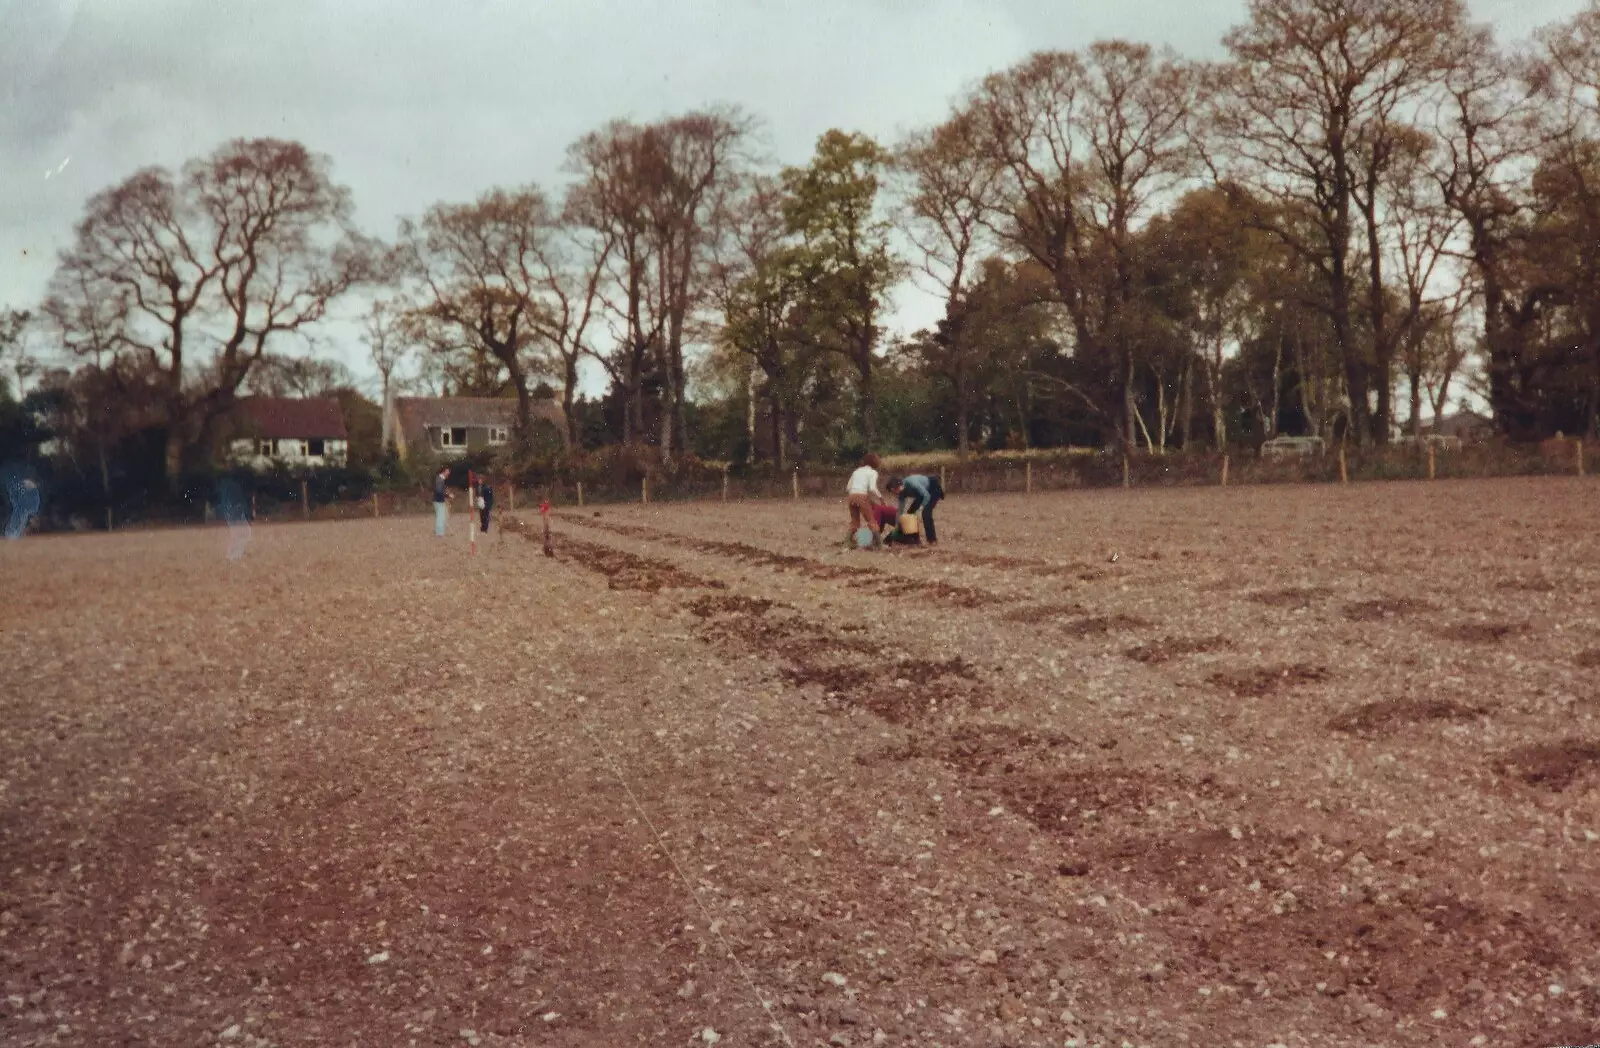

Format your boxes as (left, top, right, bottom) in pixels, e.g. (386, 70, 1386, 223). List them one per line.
(844, 452, 886, 547)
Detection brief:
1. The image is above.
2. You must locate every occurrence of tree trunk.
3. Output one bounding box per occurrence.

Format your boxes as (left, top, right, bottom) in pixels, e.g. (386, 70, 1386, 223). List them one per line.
(562, 356, 581, 448)
(745, 359, 757, 465)
(1409, 368, 1424, 442)
(1269, 336, 1284, 439)
(957, 393, 970, 462)
(1208, 361, 1227, 451)
(658, 372, 675, 463)
(1179, 357, 1194, 451)
(380, 374, 394, 451)
(769, 392, 785, 469)
(858, 354, 876, 450)
(164, 426, 185, 491)
(673, 355, 689, 455)
(1123, 350, 1137, 451)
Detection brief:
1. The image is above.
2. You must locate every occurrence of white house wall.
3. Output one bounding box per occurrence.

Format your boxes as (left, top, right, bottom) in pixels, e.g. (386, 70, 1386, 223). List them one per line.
(229, 438, 349, 469)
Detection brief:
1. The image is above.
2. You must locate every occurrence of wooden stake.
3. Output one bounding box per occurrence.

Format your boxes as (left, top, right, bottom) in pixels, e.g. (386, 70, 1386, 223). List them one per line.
(1221, 454, 1230, 487)
(642, 476, 649, 505)
(300, 480, 309, 520)
(722, 469, 728, 502)
(251, 494, 257, 520)
(1122, 453, 1130, 489)
(468, 470, 477, 556)
(105, 507, 113, 532)
(577, 480, 585, 507)
(204, 502, 213, 524)
(508, 482, 515, 511)
(1338, 446, 1348, 485)
(791, 469, 799, 501)
(1427, 443, 1436, 480)
(372, 492, 380, 517)
(1025, 460, 1032, 494)
(940, 464, 947, 492)
(1579, 439, 1586, 477)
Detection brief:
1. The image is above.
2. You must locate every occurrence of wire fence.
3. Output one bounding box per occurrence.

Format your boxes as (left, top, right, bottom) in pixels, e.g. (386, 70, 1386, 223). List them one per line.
(7, 440, 1589, 533)
(509, 440, 1591, 507)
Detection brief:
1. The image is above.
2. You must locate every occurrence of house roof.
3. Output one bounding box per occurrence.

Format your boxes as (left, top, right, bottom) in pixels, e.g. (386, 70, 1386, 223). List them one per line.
(234, 397, 348, 440)
(393, 396, 568, 452)
(1435, 410, 1495, 438)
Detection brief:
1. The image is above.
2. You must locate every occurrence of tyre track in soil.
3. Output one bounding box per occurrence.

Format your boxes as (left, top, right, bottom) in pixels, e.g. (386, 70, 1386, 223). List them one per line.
(514, 512, 1600, 1047)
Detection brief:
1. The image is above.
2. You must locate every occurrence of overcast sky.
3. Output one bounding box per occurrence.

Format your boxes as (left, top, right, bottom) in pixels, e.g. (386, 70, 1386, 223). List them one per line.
(0, 0, 1582, 392)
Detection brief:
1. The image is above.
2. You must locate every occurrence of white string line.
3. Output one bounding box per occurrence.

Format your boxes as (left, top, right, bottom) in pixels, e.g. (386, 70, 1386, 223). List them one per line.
(572, 709, 796, 1048)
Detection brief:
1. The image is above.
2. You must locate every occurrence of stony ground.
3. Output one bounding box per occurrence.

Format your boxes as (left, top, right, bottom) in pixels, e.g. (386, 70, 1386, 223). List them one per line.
(2, 477, 1598, 1048)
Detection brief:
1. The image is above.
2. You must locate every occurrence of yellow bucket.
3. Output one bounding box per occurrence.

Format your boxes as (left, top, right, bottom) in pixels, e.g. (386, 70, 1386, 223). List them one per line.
(899, 513, 921, 536)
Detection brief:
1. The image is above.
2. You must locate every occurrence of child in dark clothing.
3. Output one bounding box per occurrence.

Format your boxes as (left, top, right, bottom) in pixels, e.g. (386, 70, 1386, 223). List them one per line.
(478, 481, 494, 534)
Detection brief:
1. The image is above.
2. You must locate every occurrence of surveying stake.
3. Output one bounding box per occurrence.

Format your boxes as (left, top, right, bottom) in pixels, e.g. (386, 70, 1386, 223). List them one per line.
(468, 469, 478, 556)
(540, 499, 553, 557)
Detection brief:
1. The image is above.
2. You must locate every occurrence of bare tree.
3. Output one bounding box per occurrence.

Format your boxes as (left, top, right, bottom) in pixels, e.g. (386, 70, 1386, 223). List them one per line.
(362, 299, 408, 451)
(0, 309, 34, 399)
(567, 111, 752, 460)
(1213, 0, 1468, 444)
(1430, 25, 1547, 437)
(400, 187, 562, 446)
(530, 224, 611, 449)
(709, 174, 796, 465)
(969, 42, 1196, 449)
(896, 110, 1003, 459)
(45, 138, 370, 485)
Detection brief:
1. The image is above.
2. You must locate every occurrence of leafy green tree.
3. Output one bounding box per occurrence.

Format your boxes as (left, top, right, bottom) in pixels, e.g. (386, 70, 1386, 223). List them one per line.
(781, 131, 900, 450)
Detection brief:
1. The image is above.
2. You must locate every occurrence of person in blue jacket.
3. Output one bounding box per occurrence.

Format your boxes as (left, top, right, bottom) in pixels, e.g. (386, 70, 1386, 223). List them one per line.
(886, 473, 945, 545)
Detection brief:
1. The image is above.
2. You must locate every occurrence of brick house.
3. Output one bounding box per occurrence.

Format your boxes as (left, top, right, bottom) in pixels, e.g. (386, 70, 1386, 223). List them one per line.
(229, 397, 349, 468)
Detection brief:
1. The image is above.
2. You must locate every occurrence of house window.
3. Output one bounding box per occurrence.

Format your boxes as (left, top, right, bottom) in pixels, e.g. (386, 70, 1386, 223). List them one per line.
(308, 438, 325, 457)
(488, 426, 509, 445)
(258, 439, 273, 457)
(439, 426, 468, 448)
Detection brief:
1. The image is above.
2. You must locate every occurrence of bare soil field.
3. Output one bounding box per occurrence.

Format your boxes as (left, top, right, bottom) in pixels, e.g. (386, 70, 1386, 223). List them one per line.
(2, 476, 1599, 1048)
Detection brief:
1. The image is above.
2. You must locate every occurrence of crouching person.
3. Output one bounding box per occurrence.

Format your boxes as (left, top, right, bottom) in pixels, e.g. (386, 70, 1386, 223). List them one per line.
(887, 473, 944, 545)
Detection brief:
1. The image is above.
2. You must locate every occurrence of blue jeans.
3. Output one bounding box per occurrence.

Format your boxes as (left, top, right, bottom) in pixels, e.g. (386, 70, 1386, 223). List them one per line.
(434, 501, 448, 536)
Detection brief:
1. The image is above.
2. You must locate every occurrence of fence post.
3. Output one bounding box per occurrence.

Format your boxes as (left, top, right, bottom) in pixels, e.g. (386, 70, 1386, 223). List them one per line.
(300, 480, 309, 520)
(792, 468, 799, 501)
(204, 502, 213, 524)
(1221, 454, 1230, 487)
(1025, 460, 1032, 494)
(722, 469, 729, 502)
(1122, 453, 1131, 489)
(372, 492, 380, 518)
(577, 480, 585, 507)
(1427, 444, 1436, 480)
(642, 476, 649, 505)
(105, 507, 113, 532)
(1579, 439, 1586, 477)
(251, 494, 257, 521)
(1338, 446, 1348, 485)
(508, 482, 515, 511)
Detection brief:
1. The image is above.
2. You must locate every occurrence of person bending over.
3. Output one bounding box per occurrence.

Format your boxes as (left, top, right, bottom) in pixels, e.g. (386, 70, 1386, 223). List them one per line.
(845, 452, 886, 548)
(887, 472, 945, 545)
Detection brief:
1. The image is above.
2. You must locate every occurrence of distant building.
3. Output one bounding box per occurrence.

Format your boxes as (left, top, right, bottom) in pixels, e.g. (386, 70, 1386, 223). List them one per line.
(389, 396, 569, 461)
(229, 397, 349, 468)
(1434, 409, 1495, 444)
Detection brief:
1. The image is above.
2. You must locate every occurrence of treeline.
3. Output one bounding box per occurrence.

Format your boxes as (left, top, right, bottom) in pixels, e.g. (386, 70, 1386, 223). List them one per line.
(7, 0, 1600, 501)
